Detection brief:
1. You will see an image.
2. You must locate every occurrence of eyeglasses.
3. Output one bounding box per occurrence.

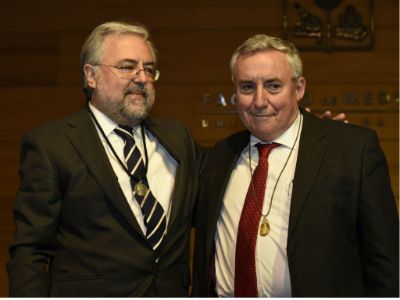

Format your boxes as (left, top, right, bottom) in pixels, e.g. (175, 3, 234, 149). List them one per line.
(94, 63, 160, 81)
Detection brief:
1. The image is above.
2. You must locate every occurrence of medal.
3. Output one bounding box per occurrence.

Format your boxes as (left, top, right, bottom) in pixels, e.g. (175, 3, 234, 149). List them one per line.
(247, 114, 303, 238)
(134, 182, 148, 196)
(260, 216, 270, 236)
(86, 108, 151, 198)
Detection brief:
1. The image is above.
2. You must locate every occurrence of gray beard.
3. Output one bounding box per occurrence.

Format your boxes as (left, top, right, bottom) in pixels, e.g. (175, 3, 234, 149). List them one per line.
(94, 95, 154, 127)
(119, 98, 153, 126)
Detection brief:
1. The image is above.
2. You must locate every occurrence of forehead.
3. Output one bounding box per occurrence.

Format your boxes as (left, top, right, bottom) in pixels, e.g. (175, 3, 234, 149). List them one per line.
(101, 33, 154, 62)
(235, 50, 291, 80)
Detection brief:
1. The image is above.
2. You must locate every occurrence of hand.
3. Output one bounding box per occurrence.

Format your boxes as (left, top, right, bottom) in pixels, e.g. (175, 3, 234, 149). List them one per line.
(305, 107, 348, 123)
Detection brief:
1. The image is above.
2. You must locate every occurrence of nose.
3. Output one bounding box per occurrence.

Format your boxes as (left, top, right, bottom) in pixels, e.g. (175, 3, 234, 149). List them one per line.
(253, 83, 268, 108)
(133, 68, 148, 83)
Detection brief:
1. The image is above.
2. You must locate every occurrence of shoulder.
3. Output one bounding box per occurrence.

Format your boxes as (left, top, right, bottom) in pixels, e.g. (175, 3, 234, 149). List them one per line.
(212, 130, 250, 152)
(302, 110, 377, 141)
(25, 109, 88, 139)
(19, 109, 95, 160)
(301, 111, 383, 162)
(145, 117, 188, 131)
(203, 130, 249, 167)
(144, 118, 202, 162)
(145, 117, 194, 141)
(18, 110, 90, 165)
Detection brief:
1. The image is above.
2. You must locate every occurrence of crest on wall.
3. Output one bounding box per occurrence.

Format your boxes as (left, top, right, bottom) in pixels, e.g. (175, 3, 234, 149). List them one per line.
(283, 0, 374, 51)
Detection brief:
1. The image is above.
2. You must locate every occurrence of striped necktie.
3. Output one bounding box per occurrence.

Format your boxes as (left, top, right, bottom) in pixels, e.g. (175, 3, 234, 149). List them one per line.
(114, 125, 166, 250)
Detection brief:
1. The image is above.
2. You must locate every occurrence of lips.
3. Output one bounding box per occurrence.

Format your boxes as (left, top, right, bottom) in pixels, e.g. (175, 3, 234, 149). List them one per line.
(127, 90, 144, 95)
(250, 112, 276, 117)
(125, 89, 147, 99)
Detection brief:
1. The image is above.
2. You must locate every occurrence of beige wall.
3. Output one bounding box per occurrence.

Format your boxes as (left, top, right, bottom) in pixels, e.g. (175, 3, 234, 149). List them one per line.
(0, 0, 398, 295)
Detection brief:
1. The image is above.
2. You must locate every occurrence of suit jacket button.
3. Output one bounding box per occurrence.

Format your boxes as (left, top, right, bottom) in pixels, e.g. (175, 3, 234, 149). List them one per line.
(153, 270, 159, 278)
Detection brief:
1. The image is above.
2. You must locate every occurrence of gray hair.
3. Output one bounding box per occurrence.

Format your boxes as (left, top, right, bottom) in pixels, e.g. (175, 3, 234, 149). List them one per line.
(80, 21, 157, 100)
(230, 34, 303, 82)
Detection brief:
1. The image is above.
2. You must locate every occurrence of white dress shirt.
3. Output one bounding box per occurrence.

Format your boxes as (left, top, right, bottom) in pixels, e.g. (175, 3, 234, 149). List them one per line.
(89, 102, 177, 234)
(214, 112, 303, 297)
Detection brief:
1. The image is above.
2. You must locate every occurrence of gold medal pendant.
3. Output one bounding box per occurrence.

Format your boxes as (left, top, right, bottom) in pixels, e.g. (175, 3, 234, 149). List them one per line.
(260, 217, 270, 236)
(134, 182, 148, 196)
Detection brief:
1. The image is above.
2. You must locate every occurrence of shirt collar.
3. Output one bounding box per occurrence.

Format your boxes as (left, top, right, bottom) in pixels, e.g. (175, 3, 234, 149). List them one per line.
(88, 102, 141, 137)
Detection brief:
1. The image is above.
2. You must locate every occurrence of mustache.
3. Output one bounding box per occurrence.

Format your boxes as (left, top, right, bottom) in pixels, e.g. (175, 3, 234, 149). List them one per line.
(124, 86, 148, 99)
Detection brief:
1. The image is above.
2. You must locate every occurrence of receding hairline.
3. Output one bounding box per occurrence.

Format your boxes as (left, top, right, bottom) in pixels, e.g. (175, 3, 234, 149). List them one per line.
(231, 49, 294, 82)
(98, 31, 156, 60)
(229, 34, 302, 82)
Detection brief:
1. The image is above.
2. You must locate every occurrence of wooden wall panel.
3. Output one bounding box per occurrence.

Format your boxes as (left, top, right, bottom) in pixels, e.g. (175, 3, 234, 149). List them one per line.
(0, 1, 283, 31)
(0, 33, 58, 85)
(0, 0, 398, 296)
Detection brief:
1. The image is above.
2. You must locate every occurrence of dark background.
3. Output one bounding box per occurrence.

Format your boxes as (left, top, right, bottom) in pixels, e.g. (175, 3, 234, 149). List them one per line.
(0, 0, 398, 295)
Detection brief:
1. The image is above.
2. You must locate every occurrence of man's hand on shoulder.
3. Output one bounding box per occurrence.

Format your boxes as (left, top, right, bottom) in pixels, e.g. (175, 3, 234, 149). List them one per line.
(305, 107, 349, 123)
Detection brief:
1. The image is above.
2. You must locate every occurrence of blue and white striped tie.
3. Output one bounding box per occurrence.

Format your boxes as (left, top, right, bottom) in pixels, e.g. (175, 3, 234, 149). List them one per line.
(114, 125, 166, 250)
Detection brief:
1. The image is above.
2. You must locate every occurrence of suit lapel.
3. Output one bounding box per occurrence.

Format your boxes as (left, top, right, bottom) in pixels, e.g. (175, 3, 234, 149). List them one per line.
(143, 119, 184, 231)
(66, 109, 145, 238)
(288, 111, 330, 237)
(206, 132, 250, 248)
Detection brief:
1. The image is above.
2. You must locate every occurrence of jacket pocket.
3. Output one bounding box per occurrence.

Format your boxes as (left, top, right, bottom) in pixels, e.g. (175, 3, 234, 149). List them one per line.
(50, 277, 107, 297)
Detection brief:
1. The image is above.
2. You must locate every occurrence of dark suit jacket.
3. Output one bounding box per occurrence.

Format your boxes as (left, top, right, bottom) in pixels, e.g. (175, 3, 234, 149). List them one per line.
(7, 108, 201, 297)
(192, 109, 399, 297)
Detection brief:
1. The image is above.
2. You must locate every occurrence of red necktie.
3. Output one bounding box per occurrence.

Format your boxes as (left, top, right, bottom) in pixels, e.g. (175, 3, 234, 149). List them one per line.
(234, 142, 280, 297)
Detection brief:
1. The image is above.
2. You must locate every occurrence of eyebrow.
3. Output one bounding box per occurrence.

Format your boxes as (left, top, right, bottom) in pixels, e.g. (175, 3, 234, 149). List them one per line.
(264, 78, 280, 82)
(238, 77, 281, 83)
(116, 59, 155, 66)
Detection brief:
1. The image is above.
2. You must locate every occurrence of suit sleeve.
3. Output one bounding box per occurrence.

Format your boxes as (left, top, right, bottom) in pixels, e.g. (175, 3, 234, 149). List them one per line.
(192, 142, 208, 227)
(7, 131, 63, 296)
(358, 130, 399, 296)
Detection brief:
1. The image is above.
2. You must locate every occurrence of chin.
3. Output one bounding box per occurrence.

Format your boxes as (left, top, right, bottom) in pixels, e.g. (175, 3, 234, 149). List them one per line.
(120, 106, 146, 122)
(252, 126, 275, 139)
(131, 111, 148, 121)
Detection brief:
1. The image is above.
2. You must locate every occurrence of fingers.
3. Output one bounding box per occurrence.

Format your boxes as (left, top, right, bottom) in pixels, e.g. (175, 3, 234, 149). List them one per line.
(305, 107, 349, 123)
(332, 112, 349, 123)
(319, 110, 332, 119)
(319, 110, 349, 123)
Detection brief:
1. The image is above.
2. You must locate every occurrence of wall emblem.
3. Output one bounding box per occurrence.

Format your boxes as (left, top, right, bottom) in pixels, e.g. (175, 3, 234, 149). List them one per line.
(283, 0, 374, 51)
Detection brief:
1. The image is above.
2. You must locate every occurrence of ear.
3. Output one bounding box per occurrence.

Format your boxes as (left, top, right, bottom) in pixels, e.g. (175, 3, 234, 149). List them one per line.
(295, 76, 306, 102)
(83, 64, 97, 89)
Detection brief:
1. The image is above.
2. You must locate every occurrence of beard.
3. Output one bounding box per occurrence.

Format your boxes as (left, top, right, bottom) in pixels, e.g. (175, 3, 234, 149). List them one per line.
(119, 86, 155, 124)
(93, 83, 155, 127)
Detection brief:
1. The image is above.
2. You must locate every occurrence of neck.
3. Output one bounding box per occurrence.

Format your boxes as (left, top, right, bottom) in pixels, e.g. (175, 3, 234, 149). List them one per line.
(89, 100, 144, 127)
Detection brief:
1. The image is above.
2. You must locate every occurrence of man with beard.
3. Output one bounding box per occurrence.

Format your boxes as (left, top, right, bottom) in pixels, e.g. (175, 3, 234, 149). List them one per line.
(7, 21, 200, 297)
